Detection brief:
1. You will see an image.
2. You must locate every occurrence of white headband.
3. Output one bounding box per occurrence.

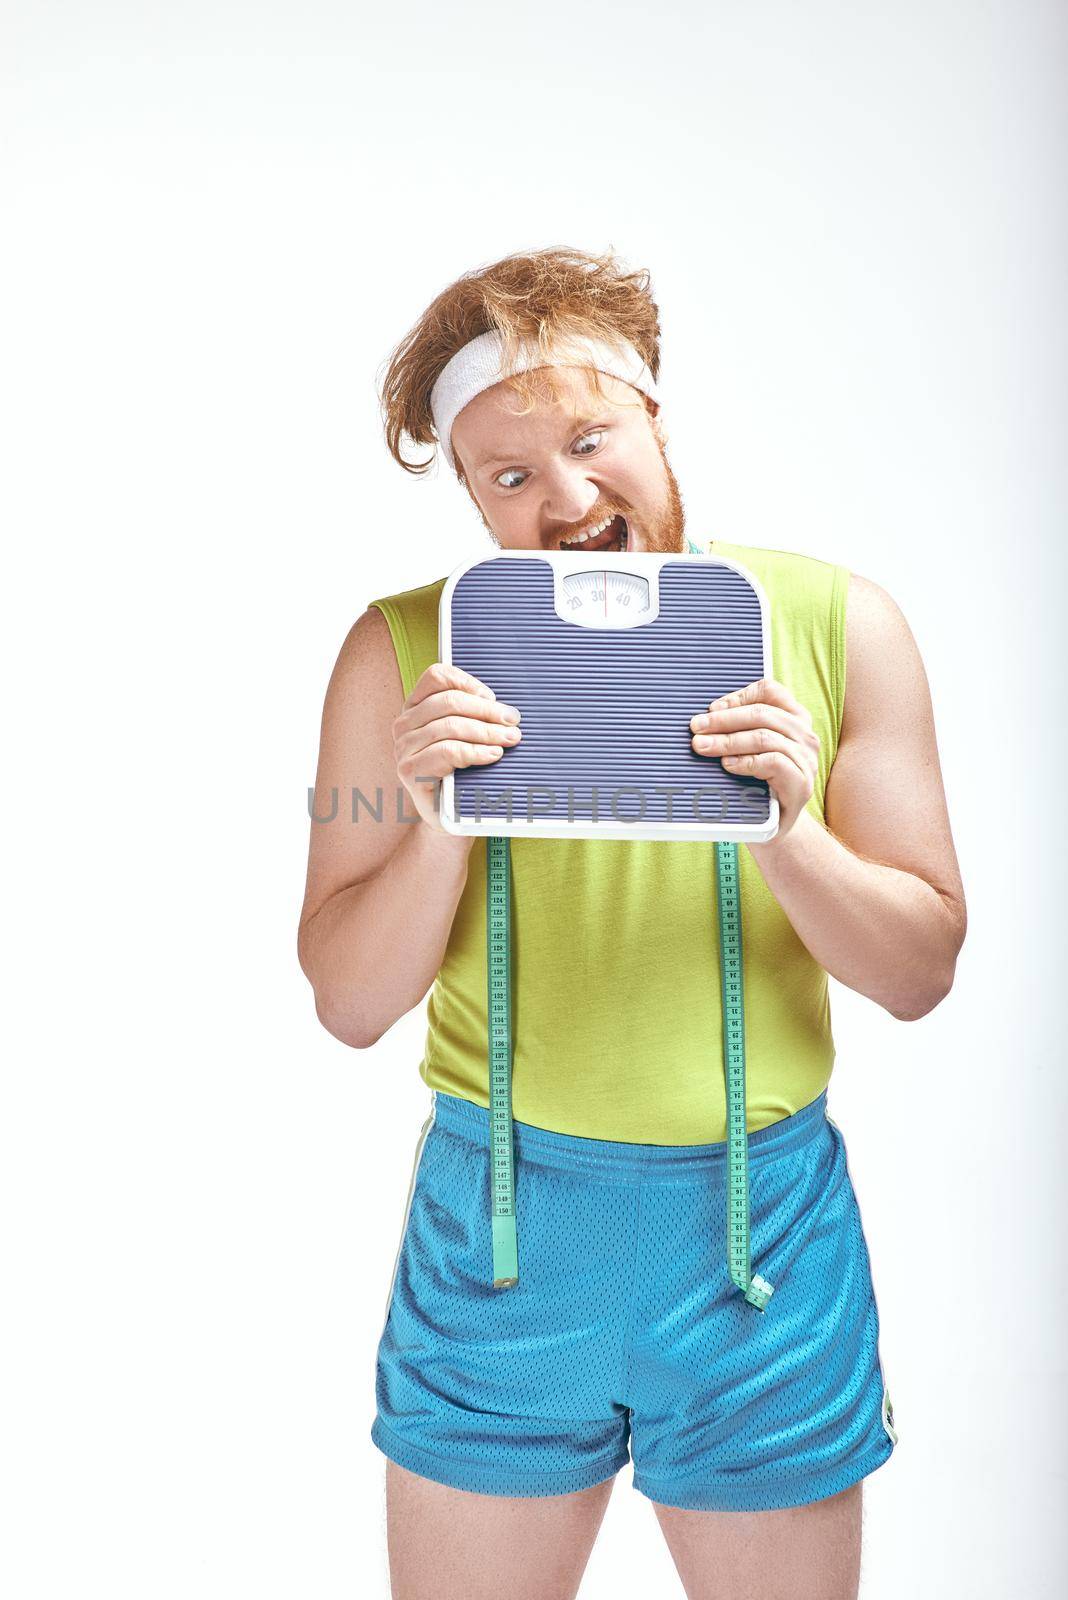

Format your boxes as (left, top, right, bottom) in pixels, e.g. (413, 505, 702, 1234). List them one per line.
(429, 330, 661, 471)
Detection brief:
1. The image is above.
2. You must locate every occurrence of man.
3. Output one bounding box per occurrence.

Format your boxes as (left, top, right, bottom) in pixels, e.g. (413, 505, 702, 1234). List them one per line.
(298, 247, 967, 1599)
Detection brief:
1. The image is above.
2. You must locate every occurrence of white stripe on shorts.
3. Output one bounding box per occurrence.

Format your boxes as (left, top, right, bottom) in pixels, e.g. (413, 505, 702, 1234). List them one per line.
(379, 1089, 438, 1340)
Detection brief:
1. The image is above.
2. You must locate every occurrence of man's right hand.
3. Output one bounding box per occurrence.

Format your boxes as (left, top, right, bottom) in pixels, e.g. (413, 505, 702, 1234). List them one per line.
(392, 663, 523, 833)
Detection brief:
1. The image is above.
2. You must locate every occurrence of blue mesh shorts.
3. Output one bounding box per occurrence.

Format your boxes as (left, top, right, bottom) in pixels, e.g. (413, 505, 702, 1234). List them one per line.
(370, 1086, 898, 1512)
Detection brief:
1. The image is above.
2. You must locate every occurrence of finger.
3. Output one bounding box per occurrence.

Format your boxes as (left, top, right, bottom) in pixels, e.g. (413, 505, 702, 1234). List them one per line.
(718, 748, 810, 785)
(408, 661, 498, 710)
(400, 739, 506, 783)
(398, 714, 521, 762)
(692, 727, 812, 780)
(400, 686, 522, 736)
(706, 677, 806, 717)
(691, 703, 820, 755)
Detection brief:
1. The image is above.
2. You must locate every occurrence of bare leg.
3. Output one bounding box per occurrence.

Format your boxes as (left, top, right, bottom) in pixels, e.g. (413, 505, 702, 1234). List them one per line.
(384, 1459, 618, 1600)
(651, 1479, 863, 1600)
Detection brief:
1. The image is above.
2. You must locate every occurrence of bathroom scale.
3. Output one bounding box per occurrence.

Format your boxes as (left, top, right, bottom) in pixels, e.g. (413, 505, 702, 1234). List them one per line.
(435, 546, 778, 1314)
(438, 549, 778, 842)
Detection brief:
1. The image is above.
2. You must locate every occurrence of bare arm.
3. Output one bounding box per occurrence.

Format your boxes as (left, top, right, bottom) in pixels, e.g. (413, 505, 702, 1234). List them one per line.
(297, 606, 520, 1048)
(745, 572, 967, 1020)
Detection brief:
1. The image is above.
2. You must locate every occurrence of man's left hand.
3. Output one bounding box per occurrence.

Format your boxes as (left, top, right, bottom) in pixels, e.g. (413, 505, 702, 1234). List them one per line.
(690, 677, 821, 841)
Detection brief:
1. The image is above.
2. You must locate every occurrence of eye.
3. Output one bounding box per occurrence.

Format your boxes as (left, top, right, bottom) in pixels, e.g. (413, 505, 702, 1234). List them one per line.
(492, 427, 608, 491)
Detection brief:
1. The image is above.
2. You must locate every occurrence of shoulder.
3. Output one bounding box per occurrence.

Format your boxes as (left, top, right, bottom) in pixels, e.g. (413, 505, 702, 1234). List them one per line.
(326, 604, 404, 712)
(840, 571, 930, 740)
(337, 601, 394, 666)
(844, 570, 918, 652)
(362, 574, 448, 699)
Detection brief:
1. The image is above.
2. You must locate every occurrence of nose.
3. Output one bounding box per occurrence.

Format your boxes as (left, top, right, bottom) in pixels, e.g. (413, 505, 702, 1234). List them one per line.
(540, 459, 601, 530)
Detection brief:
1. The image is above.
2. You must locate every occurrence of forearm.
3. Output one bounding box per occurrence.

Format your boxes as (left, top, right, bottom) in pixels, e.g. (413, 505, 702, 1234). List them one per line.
(747, 807, 963, 1020)
(299, 823, 475, 1047)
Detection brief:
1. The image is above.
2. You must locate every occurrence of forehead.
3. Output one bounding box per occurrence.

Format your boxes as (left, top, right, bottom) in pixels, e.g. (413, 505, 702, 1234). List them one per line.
(451, 366, 643, 462)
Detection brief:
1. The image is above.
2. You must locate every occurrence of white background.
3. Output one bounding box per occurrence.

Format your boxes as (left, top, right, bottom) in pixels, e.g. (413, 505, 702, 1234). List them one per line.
(3, 2, 1065, 1595)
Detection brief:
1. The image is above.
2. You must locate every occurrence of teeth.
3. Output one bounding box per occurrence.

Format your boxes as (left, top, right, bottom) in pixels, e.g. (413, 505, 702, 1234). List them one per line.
(561, 514, 616, 547)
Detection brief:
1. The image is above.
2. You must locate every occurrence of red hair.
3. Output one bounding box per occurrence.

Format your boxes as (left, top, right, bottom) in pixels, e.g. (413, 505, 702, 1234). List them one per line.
(378, 245, 663, 479)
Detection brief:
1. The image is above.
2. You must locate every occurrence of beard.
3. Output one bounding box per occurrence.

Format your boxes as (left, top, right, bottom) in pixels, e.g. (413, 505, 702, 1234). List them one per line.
(635, 434, 687, 552)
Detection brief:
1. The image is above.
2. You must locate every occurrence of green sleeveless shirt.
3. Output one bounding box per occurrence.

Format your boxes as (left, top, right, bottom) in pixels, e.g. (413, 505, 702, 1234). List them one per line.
(369, 539, 847, 1143)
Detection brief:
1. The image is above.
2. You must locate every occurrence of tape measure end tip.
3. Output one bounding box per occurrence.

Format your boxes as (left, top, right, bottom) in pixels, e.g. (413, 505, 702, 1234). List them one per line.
(744, 1275, 775, 1312)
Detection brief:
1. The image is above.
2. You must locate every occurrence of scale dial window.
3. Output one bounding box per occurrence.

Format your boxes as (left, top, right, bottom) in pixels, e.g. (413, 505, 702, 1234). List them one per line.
(559, 568, 652, 629)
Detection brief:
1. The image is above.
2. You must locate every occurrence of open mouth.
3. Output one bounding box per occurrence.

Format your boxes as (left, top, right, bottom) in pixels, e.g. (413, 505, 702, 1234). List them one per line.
(557, 514, 629, 553)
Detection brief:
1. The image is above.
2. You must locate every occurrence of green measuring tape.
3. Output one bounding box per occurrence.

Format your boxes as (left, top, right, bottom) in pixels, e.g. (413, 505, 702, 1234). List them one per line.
(713, 840, 775, 1311)
(485, 833, 774, 1311)
(486, 834, 519, 1288)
